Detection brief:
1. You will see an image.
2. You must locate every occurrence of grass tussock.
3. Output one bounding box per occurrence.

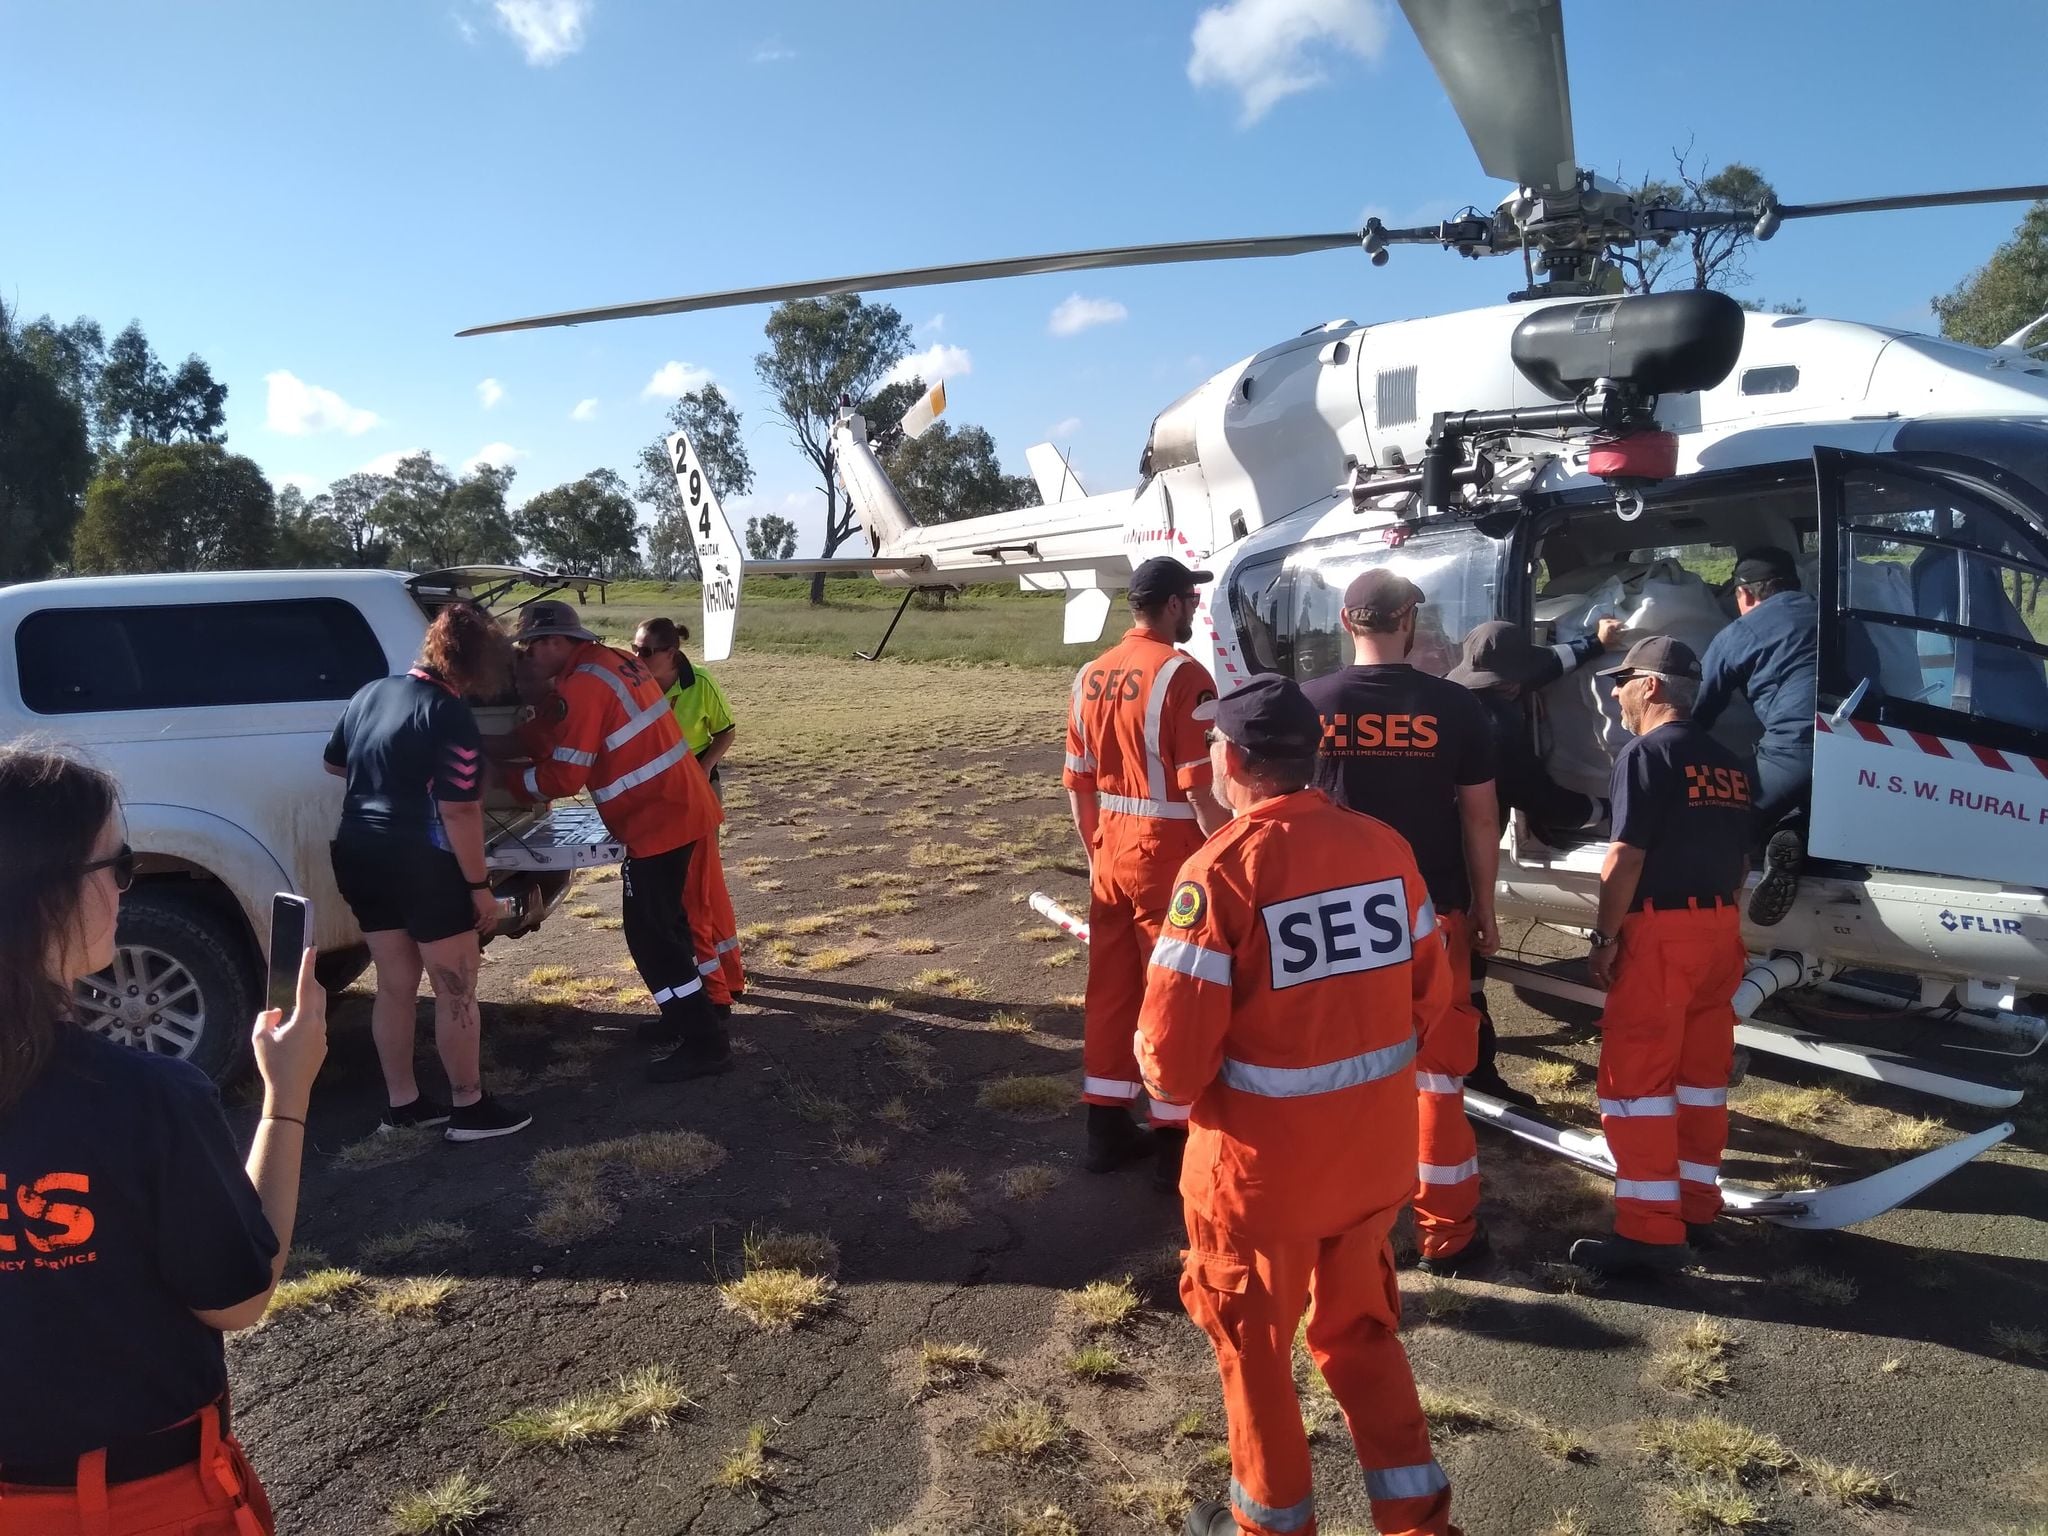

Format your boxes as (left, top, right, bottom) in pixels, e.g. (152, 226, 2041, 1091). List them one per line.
(1779, 1267, 1859, 1307)
(742, 1228, 839, 1277)
(834, 1136, 885, 1168)
(1797, 1454, 1908, 1509)
(910, 1194, 970, 1232)
(882, 1032, 946, 1089)
(494, 1367, 691, 1449)
(1016, 927, 1060, 943)
(799, 944, 866, 973)
(976, 1075, 1073, 1120)
(863, 994, 896, 1014)
(359, 1220, 471, 1267)
(335, 1125, 436, 1170)
(528, 1131, 724, 1244)
(1739, 1084, 1846, 1128)
(710, 1423, 774, 1499)
(999, 1507, 1079, 1536)
(1039, 949, 1078, 969)
(1883, 1114, 1948, 1152)
(1541, 1513, 1591, 1536)
(999, 1164, 1060, 1201)
(892, 936, 942, 955)
(1653, 1315, 1741, 1397)
(1521, 1416, 1596, 1464)
(973, 1399, 1066, 1463)
(1106, 1480, 1193, 1526)
(1527, 1060, 1582, 1094)
(910, 967, 988, 999)
(1639, 1414, 1794, 1483)
(523, 965, 573, 989)
(369, 1276, 459, 1318)
(719, 1267, 835, 1331)
(1664, 1482, 1768, 1532)
(914, 1341, 991, 1396)
(1416, 1279, 1473, 1324)
(1066, 1344, 1123, 1382)
(267, 1267, 366, 1315)
(985, 1009, 1035, 1034)
(875, 1097, 920, 1132)
(1990, 1321, 2048, 1359)
(1069, 1277, 1139, 1331)
(784, 1080, 854, 1126)
(1419, 1385, 1500, 1435)
(388, 1472, 495, 1536)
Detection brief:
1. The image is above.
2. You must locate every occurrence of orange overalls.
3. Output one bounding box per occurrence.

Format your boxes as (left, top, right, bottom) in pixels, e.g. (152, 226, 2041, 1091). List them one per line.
(1137, 789, 1457, 1536)
(0, 1403, 273, 1536)
(1064, 628, 1216, 1126)
(686, 825, 745, 1007)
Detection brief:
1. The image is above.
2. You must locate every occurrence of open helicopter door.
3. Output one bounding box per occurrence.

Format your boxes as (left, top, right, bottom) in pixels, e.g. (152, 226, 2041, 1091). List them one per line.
(1809, 447, 2048, 890)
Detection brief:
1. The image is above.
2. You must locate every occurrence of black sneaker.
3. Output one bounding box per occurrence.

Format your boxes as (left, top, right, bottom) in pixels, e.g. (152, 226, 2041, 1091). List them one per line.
(1464, 1068, 1539, 1111)
(1747, 829, 1805, 927)
(1184, 1500, 1236, 1536)
(1568, 1233, 1687, 1277)
(1685, 1220, 1725, 1249)
(1417, 1223, 1494, 1278)
(646, 1043, 734, 1083)
(444, 1095, 534, 1143)
(1085, 1105, 1152, 1173)
(380, 1095, 452, 1132)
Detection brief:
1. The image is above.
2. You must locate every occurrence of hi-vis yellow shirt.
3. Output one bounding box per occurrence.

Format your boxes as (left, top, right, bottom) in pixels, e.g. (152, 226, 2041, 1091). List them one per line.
(665, 667, 735, 755)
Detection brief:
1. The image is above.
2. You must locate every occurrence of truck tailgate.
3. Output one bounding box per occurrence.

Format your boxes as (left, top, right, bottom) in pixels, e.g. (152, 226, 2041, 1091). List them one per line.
(485, 805, 625, 872)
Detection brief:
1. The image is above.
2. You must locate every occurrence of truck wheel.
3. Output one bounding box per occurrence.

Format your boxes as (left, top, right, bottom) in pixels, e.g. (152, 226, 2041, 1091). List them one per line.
(315, 943, 373, 995)
(73, 890, 255, 1083)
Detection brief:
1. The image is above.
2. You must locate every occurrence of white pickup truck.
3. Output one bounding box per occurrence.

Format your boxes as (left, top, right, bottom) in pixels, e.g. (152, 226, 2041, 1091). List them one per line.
(0, 565, 624, 1079)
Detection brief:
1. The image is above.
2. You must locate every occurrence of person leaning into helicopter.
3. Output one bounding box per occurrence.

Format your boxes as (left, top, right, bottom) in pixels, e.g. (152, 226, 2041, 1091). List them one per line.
(1693, 547, 1817, 929)
(1575, 636, 1751, 1278)
(1447, 616, 1624, 1106)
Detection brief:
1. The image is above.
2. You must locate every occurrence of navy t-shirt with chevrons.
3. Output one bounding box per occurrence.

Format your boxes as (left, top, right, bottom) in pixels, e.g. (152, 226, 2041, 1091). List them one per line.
(1302, 663, 1497, 912)
(325, 669, 484, 851)
(1610, 719, 1754, 910)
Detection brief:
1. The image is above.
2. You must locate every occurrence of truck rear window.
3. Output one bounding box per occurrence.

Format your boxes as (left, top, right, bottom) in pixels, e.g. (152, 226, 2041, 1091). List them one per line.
(17, 599, 389, 715)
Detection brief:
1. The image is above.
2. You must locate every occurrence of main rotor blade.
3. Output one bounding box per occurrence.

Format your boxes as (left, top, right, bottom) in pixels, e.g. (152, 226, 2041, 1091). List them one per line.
(1775, 183, 2048, 221)
(1398, 0, 1574, 192)
(457, 232, 1361, 336)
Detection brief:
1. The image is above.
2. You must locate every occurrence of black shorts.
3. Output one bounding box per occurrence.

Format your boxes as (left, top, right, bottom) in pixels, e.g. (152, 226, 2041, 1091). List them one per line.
(331, 836, 475, 944)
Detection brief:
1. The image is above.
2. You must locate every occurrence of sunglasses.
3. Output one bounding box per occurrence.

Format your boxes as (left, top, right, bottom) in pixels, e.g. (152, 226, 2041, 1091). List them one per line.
(83, 844, 136, 893)
(632, 643, 673, 659)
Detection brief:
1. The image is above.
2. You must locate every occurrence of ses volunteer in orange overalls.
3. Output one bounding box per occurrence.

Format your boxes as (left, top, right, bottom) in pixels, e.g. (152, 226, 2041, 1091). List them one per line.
(506, 601, 730, 1083)
(1138, 676, 1459, 1536)
(1, 748, 328, 1536)
(1576, 637, 1751, 1278)
(1302, 569, 1500, 1276)
(1065, 557, 1229, 1183)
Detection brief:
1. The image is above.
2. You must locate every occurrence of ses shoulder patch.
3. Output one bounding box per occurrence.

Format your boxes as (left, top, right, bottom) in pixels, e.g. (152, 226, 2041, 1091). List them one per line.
(1167, 880, 1207, 930)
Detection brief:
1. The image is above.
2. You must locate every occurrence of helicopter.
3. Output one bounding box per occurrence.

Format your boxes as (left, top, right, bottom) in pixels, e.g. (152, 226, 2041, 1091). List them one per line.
(462, 0, 2048, 1215)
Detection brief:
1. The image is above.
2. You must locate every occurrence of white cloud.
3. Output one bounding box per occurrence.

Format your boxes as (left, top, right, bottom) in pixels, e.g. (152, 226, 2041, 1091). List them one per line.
(1188, 0, 1388, 125)
(885, 342, 972, 387)
(642, 360, 713, 399)
(494, 0, 591, 66)
(464, 442, 528, 474)
(264, 371, 380, 436)
(919, 312, 946, 335)
(1049, 294, 1129, 337)
(752, 38, 796, 62)
(570, 397, 600, 422)
(359, 448, 426, 477)
(477, 377, 505, 410)
(1048, 417, 1082, 439)
(454, 10, 478, 43)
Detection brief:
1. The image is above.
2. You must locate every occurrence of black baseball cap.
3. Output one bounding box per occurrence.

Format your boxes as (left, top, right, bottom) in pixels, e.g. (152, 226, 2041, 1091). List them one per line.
(1447, 620, 1552, 691)
(1128, 556, 1212, 606)
(1598, 634, 1703, 682)
(1342, 567, 1425, 625)
(1200, 674, 1323, 758)
(1731, 547, 1799, 589)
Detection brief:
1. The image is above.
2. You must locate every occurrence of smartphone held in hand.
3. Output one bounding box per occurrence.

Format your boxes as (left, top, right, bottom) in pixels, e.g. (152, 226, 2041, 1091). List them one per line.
(267, 894, 312, 1017)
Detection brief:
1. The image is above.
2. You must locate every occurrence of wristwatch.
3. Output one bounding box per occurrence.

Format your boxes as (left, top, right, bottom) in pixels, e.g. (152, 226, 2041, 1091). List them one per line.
(1587, 929, 1615, 950)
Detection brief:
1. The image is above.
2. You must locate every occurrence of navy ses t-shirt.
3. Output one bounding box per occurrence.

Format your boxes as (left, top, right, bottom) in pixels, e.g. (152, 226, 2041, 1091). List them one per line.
(0, 1030, 276, 1463)
(325, 670, 484, 851)
(1610, 720, 1754, 910)
(1303, 663, 1497, 911)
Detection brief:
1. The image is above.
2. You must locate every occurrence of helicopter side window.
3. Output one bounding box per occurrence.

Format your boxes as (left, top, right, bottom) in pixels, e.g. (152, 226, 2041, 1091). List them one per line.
(1229, 526, 1499, 685)
(1828, 468, 2048, 739)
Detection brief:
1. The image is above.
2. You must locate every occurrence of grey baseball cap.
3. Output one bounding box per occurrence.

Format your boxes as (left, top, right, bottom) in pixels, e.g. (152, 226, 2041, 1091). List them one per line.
(510, 599, 599, 645)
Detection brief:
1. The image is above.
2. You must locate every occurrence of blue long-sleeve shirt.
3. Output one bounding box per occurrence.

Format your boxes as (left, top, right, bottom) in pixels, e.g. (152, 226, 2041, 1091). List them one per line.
(1694, 590, 1819, 762)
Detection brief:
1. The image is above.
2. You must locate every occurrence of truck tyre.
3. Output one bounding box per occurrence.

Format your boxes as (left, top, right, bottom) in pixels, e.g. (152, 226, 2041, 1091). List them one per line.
(73, 889, 256, 1083)
(315, 943, 373, 995)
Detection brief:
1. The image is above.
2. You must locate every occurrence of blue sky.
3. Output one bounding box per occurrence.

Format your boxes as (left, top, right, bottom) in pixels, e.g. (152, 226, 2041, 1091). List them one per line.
(6, 0, 2045, 552)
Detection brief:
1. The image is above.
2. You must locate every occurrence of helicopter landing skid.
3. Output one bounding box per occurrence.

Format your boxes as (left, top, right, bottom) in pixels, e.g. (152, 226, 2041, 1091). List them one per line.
(1485, 955, 2025, 1111)
(1464, 1089, 2014, 1231)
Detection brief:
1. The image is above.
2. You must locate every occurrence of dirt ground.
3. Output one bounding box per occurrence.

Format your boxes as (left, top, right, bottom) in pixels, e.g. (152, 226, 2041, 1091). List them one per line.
(231, 657, 2048, 1536)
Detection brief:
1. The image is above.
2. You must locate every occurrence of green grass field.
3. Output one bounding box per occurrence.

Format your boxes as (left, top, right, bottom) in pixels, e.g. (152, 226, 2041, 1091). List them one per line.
(517, 576, 1082, 669)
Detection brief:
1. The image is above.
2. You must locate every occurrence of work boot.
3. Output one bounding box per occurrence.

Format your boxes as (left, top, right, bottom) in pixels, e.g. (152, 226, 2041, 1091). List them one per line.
(1568, 1233, 1688, 1277)
(1747, 829, 1805, 927)
(646, 1042, 734, 1083)
(1463, 1065, 1538, 1111)
(1417, 1223, 1493, 1278)
(1151, 1127, 1187, 1193)
(1084, 1104, 1152, 1173)
(1183, 1499, 1238, 1536)
(637, 1014, 681, 1046)
(1685, 1221, 1725, 1249)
